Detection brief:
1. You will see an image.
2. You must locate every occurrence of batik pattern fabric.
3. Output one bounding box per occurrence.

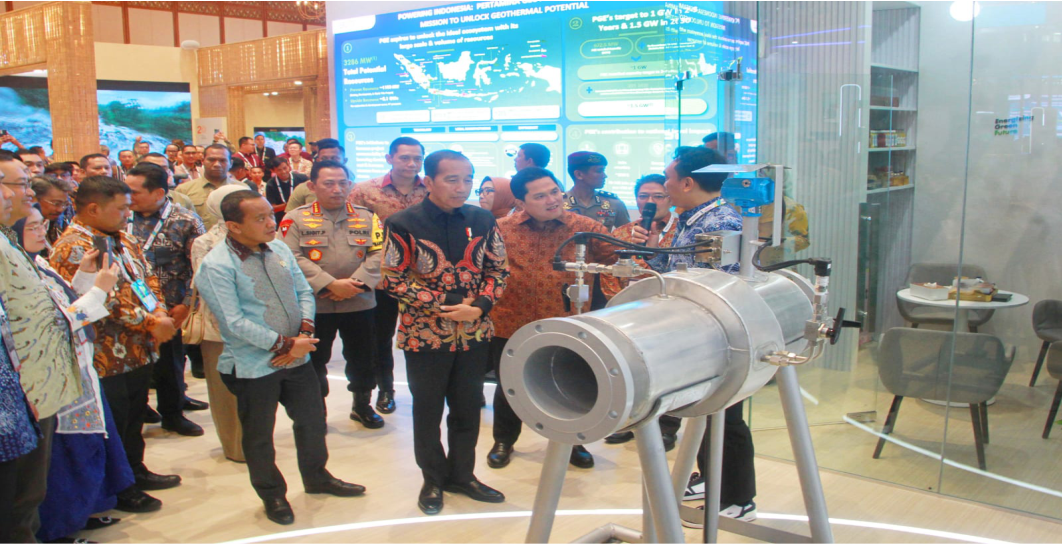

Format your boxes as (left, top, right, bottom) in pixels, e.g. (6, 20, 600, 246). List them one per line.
(34, 256, 110, 435)
(129, 203, 205, 308)
(50, 218, 165, 378)
(382, 201, 509, 353)
(0, 300, 39, 462)
(599, 216, 679, 299)
(652, 198, 743, 273)
(492, 211, 615, 339)
(348, 172, 429, 222)
(0, 235, 81, 419)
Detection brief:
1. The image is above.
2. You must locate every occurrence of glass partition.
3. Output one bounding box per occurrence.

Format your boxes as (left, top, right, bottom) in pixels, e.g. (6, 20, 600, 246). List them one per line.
(718, 0, 1062, 522)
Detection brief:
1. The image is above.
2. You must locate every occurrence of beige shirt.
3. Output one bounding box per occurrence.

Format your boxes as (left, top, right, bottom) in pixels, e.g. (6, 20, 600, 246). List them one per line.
(280, 201, 382, 314)
(174, 177, 237, 230)
(285, 182, 317, 212)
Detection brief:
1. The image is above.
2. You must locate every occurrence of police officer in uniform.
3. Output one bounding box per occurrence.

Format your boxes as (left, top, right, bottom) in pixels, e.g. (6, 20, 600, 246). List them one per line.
(280, 160, 386, 429)
(563, 151, 631, 231)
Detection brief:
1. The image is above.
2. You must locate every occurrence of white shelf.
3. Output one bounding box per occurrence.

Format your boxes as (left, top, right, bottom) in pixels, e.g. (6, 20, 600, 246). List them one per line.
(870, 106, 918, 112)
(868, 146, 915, 152)
(871, 63, 919, 73)
(867, 185, 915, 194)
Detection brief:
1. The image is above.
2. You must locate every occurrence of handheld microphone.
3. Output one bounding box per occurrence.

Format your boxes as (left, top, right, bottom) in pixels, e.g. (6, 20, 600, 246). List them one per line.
(638, 202, 657, 246)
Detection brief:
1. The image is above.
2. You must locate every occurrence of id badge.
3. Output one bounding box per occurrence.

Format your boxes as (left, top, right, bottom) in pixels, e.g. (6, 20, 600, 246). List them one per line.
(131, 279, 159, 313)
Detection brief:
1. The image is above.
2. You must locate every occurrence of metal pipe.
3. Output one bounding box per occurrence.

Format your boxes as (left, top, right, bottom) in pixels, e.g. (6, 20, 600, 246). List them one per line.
(572, 523, 644, 543)
(671, 415, 707, 503)
(705, 411, 725, 544)
(642, 485, 657, 543)
(740, 214, 759, 280)
(636, 418, 686, 544)
(525, 440, 573, 543)
(776, 366, 834, 543)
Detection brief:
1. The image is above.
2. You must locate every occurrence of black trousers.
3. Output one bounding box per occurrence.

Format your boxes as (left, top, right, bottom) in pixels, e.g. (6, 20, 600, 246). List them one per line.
(490, 337, 524, 444)
(101, 363, 153, 472)
(661, 415, 682, 438)
(0, 416, 55, 543)
(154, 332, 187, 417)
(372, 290, 399, 394)
(404, 345, 487, 487)
(696, 400, 756, 506)
(186, 343, 204, 377)
(310, 310, 377, 397)
(221, 363, 330, 500)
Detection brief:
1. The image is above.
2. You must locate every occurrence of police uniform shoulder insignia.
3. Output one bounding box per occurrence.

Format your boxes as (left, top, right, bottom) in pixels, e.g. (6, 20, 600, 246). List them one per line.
(306, 239, 322, 246)
(279, 218, 294, 237)
(598, 190, 619, 199)
(308, 248, 323, 261)
(600, 199, 611, 210)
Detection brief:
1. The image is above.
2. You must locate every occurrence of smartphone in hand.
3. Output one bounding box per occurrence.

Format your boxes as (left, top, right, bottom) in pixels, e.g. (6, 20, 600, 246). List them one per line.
(92, 235, 113, 270)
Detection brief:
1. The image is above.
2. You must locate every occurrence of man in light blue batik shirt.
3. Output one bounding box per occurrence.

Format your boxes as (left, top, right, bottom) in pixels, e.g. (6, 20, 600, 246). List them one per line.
(196, 191, 365, 526)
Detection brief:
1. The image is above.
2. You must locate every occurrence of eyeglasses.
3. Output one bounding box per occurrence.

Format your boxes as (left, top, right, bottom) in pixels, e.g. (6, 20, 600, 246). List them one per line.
(39, 198, 69, 209)
(1, 181, 28, 191)
(637, 193, 670, 202)
(24, 222, 46, 233)
(475, 188, 496, 196)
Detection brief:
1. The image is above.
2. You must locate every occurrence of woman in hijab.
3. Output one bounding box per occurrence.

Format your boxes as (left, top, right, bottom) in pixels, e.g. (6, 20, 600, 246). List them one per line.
(478, 175, 516, 218)
(13, 207, 132, 542)
(189, 184, 255, 463)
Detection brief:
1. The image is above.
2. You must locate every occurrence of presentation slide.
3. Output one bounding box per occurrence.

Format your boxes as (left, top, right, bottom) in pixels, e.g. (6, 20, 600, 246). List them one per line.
(333, 1, 756, 206)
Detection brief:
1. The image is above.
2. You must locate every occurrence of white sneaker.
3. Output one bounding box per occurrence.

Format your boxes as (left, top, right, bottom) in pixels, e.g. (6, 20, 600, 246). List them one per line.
(683, 472, 705, 501)
(681, 501, 757, 528)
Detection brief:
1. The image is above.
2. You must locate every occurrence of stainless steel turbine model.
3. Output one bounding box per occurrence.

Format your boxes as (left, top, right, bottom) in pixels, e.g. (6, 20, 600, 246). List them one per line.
(502, 165, 858, 544)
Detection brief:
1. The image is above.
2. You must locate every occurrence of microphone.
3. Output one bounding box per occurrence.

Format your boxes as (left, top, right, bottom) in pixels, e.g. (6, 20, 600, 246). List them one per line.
(638, 202, 657, 246)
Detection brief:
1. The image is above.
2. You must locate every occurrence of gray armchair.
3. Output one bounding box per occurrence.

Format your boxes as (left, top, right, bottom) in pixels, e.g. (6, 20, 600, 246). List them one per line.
(897, 263, 995, 332)
(1029, 300, 1062, 387)
(873, 327, 1015, 470)
(1042, 344, 1062, 439)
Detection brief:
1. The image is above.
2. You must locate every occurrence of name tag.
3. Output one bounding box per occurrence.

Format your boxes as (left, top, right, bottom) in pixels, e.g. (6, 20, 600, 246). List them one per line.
(131, 279, 159, 313)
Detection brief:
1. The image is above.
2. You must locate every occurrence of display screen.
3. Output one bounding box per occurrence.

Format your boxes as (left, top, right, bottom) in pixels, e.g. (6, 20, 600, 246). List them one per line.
(333, 0, 757, 206)
(0, 76, 191, 157)
(253, 127, 308, 155)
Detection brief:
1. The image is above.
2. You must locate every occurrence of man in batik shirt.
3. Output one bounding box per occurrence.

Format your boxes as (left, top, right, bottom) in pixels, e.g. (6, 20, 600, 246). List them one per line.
(382, 150, 509, 517)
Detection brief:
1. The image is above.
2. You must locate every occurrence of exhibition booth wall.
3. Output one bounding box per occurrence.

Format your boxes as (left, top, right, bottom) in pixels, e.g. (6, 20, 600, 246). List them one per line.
(330, 0, 1062, 522)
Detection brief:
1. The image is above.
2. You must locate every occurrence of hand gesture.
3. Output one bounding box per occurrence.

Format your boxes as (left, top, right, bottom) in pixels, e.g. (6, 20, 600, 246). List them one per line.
(135, 135, 142, 143)
(326, 278, 365, 300)
(631, 225, 650, 246)
(440, 303, 483, 322)
(80, 248, 101, 273)
(169, 304, 190, 328)
(151, 316, 177, 343)
(92, 255, 121, 293)
(271, 337, 319, 367)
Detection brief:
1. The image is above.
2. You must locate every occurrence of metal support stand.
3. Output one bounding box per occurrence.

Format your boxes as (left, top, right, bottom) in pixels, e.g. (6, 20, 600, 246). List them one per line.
(775, 365, 833, 543)
(636, 418, 686, 544)
(526, 440, 574, 544)
(670, 415, 707, 503)
(704, 411, 725, 544)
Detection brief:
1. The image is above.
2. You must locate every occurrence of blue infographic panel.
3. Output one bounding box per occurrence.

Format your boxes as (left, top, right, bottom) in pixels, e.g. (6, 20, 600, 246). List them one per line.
(334, 1, 757, 205)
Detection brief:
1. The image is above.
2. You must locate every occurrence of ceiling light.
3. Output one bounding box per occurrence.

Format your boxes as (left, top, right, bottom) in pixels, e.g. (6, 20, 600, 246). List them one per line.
(294, 80, 303, 85)
(262, 92, 269, 96)
(271, 91, 278, 95)
(949, 1, 980, 22)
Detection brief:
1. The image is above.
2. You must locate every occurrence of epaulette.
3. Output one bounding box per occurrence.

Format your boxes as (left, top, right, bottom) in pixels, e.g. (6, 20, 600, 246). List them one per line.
(598, 190, 620, 199)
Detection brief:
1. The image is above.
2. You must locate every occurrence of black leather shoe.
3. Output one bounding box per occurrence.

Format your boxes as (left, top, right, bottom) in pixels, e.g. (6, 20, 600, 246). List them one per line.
(182, 397, 209, 411)
(662, 432, 677, 452)
(133, 467, 182, 491)
(376, 391, 396, 414)
(82, 516, 121, 531)
(305, 476, 366, 497)
(161, 415, 204, 436)
(115, 487, 162, 513)
(143, 406, 161, 424)
(350, 393, 384, 429)
(418, 482, 444, 515)
(569, 445, 595, 469)
(444, 478, 505, 503)
(263, 497, 294, 525)
(487, 442, 513, 469)
(605, 431, 634, 444)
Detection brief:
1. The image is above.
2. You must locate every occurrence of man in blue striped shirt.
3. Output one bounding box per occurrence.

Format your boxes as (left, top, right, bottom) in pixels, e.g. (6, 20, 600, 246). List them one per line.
(197, 191, 365, 526)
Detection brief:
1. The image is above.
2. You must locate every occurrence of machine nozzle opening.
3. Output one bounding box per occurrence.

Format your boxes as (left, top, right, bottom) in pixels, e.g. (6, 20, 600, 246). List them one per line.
(523, 346, 599, 421)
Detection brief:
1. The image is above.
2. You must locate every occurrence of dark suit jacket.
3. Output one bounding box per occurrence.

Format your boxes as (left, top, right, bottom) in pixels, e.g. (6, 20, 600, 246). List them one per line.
(265, 173, 309, 222)
(254, 146, 277, 164)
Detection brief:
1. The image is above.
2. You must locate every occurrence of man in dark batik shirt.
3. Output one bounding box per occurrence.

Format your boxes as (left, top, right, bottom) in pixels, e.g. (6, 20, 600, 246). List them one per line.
(382, 150, 509, 517)
(126, 163, 208, 437)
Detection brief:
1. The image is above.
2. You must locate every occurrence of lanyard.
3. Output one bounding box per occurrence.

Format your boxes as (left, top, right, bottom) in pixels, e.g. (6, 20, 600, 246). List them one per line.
(70, 223, 141, 282)
(126, 202, 173, 253)
(684, 198, 727, 227)
(272, 177, 290, 203)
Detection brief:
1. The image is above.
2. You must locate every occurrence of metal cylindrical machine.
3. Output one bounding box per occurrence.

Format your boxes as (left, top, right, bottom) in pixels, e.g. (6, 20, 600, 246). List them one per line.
(500, 268, 814, 445)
